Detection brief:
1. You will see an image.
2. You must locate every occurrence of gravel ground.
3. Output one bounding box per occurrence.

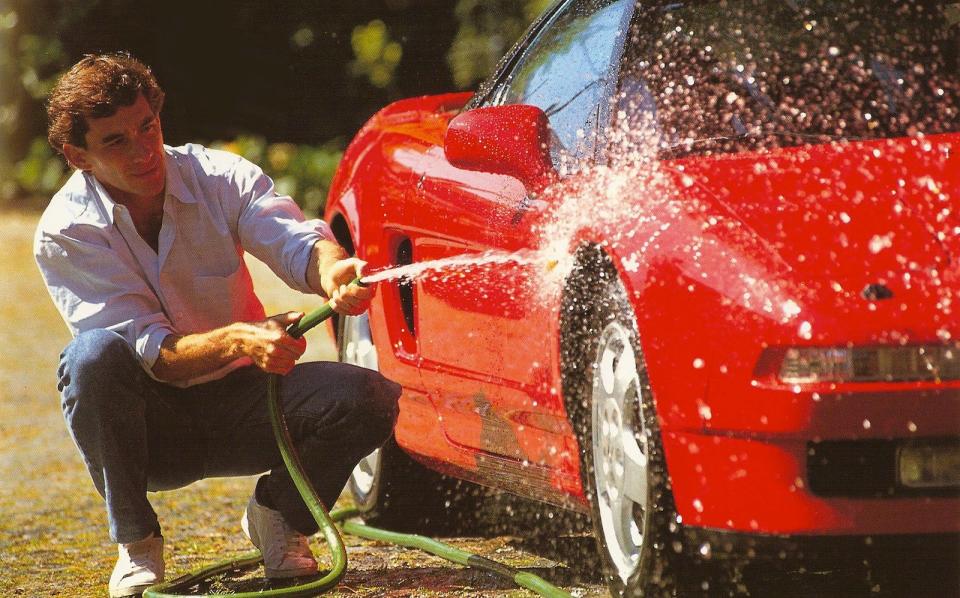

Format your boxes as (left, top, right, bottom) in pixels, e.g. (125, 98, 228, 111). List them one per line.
(0, 210, 606, 597)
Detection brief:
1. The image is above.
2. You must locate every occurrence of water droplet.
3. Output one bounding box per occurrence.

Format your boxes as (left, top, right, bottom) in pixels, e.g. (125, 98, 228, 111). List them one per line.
(782, 299, 801, 319)
(692, 498, 704, 513)
(869, 234, 893, 254)
(699, 542, 712, 558)
(862, 419, 871, 430)
(698, 403, 712, 420)
(692, 358, 705, 369)
(907, 421, 917, 433)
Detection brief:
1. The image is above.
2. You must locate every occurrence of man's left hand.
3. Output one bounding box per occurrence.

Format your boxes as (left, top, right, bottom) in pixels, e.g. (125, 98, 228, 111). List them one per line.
(325, 256, 375, 316)
(309, 239, 376, 315)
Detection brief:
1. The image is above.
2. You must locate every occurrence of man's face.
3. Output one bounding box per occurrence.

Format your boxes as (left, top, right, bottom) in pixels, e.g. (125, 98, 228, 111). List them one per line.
(63, 93, 166, 206)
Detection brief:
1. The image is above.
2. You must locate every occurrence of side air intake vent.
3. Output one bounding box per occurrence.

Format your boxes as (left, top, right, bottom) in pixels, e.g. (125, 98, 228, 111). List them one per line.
(397, 239, 415, 335)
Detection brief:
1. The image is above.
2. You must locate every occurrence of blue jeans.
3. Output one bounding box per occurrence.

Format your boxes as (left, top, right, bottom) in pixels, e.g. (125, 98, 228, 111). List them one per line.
(58, 329, 401, 544)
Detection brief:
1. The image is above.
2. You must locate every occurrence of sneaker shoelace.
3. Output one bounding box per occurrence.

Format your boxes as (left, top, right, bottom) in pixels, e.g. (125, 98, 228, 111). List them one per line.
(267, 511, 307, 560)
(119, 540, 162, 578)
(131, 552, 156, 567)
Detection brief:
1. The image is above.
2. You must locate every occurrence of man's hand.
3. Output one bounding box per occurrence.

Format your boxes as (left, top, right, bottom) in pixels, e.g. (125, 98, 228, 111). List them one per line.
(325, 257, 376, 316)
(154, 239, 377, 384)
(235, 312, 308, 375)
(308, 239, 377, 316)
(153, 312, 308, 383)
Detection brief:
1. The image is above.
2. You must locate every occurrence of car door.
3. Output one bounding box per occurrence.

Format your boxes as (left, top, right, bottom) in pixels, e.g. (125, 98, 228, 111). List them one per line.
(415, 0, 637, 462)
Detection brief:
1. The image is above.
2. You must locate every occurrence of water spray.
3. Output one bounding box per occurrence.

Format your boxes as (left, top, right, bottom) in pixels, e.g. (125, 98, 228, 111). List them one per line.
(144, 274, 572, 598)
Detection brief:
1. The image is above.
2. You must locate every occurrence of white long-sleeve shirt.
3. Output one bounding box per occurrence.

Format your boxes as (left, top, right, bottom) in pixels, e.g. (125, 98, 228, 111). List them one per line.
(35, 143, 333, 387)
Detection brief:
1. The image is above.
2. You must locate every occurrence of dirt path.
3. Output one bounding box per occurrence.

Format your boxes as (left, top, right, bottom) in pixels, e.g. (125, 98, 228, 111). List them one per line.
(0, 210, 606, 597)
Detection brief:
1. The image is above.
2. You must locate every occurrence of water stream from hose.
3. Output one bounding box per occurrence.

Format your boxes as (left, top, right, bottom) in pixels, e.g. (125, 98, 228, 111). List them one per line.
(359, 248, 555, 284)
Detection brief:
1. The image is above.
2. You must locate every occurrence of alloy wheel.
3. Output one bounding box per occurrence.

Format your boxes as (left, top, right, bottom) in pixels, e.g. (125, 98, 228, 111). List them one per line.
(591, 320, 650, 584)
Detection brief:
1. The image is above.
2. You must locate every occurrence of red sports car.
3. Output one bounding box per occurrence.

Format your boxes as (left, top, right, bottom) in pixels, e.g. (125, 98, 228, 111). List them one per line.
(325, 0, 959, 594)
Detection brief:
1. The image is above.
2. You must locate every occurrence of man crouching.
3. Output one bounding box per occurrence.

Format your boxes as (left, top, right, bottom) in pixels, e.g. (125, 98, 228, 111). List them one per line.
(35, 52, 401, 597)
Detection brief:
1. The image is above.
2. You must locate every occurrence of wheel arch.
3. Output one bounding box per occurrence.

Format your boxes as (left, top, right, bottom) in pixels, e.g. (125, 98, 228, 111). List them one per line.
(558, 243, 639, 435)
(329, 212, 355, 257)
(558, 243, 644, 501)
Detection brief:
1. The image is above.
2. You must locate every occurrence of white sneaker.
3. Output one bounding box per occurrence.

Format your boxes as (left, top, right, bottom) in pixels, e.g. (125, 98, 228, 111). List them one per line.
(241, 494, 318, 579)
(109, 532, 165, 597)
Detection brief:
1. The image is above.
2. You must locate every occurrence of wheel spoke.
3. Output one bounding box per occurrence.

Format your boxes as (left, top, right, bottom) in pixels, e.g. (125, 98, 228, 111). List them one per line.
(620, 430, 648, 504)
(599, 343, 618, 396)
(612, 340, 637, 399)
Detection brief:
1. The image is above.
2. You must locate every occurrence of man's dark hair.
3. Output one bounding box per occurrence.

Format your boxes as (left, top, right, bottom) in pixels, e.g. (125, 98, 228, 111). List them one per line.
(46, 52, 165, 154)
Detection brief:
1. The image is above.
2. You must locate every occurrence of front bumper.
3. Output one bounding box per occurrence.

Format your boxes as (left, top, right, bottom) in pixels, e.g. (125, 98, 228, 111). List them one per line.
(663, 431, 960, 535)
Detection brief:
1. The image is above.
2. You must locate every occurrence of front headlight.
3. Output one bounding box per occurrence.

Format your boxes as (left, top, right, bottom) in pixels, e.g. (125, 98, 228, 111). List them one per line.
(770, 345, 960, 384)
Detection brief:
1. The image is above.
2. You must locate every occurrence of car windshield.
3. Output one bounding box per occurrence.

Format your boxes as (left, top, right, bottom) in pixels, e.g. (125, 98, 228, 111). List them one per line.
(617, 0, 960, 157)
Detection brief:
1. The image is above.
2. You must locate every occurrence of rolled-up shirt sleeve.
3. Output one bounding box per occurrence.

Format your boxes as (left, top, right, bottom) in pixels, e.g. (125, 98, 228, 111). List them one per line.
(231, 157, 333, 294)
(35, 227, 175, 373)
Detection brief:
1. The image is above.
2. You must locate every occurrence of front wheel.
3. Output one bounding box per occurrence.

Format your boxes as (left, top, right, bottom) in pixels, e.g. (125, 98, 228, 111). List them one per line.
(562, 255, 679, 596)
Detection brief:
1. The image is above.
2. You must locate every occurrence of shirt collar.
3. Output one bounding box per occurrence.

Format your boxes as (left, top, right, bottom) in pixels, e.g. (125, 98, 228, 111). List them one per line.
(84, 146, 197, 226)
(84, 173, 120, 226)
(163, 146, 198, 205)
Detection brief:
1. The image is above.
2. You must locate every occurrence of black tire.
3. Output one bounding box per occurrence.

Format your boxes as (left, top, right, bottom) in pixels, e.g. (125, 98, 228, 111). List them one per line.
(560, 246, 681, 597)
(339, 311, 484, 535)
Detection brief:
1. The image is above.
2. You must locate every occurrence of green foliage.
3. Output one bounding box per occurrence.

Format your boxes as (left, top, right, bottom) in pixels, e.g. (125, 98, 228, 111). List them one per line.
(14, 32, 65, 100)
(1, 1, 73, 206)
(0, 135, 68, 207)
(212, 136, 344, 217)
(350, 19, 403, 89)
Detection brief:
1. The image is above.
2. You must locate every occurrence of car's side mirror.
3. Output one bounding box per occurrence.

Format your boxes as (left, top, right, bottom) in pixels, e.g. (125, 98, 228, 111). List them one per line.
(444, 104, 557, 192)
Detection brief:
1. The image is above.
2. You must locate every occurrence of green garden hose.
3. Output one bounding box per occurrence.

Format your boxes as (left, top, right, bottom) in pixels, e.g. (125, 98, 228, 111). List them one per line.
(143, 277, 571, 598)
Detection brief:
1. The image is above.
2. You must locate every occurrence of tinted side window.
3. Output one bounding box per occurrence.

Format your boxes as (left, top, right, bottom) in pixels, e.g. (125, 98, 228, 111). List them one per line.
(495, 0, 635, 169)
